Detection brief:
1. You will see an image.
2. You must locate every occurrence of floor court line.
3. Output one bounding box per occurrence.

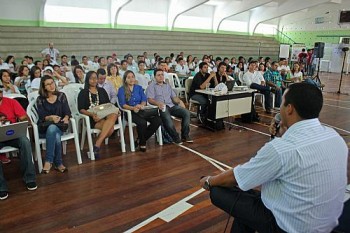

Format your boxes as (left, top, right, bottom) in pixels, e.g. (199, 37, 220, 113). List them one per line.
(324, 103, 350, 110)
(324, 98, 350, 103)
(125, 146, 229, 233)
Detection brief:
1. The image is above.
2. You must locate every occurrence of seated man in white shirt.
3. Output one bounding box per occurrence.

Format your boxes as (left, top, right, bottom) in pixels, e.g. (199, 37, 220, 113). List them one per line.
(119, 60, 128, 78)
(200, 83, 348, 233)
(175, 57, 190, 77)
(278, 58, 291, 73)
(135, 61, 151, 90)
(243, 61, 274, 114)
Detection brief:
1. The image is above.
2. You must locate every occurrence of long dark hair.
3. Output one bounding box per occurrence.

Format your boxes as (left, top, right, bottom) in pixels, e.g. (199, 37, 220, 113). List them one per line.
(84, 71, 97, 90)
(38, 75, 58, 98)
(122, 70, 135, 101)
(0, 69, 11, 82)
(30, 66, 41, 81)
(73, 65, 84, 83)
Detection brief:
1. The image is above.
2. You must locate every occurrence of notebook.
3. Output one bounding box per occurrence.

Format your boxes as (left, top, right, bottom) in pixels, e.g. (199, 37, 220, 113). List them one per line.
(0, 121, 28, 142)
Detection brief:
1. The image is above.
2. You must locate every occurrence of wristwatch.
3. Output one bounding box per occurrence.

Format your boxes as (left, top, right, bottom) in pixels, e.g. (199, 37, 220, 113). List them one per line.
(203, 176, 211, 190)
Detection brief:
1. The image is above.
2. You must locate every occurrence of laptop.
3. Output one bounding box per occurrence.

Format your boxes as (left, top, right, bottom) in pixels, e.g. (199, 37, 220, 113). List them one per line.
(225, 80, 236, 91)
(0, 121, 28, 142)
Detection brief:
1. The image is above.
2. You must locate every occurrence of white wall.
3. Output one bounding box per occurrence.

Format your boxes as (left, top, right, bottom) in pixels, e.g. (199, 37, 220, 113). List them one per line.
(0, 0, 42, 21)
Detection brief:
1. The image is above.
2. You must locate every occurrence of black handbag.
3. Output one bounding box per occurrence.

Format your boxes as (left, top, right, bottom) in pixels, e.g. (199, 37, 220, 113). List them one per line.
(136, 107, 159, 118)
(38, 121, 69, 134)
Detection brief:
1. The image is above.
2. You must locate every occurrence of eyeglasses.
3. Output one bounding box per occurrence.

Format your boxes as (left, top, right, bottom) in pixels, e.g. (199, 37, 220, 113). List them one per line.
(45, 81, 55, 86)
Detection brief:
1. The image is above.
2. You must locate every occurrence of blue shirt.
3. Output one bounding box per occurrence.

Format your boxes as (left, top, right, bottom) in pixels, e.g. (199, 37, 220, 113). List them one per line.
(146, 81, 176, 108)
(117, 84, 146, 107)
(234, 119, 348, 233)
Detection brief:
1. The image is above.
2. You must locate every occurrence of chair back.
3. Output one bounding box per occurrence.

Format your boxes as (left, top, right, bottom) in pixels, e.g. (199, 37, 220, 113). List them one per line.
(165, 73, 176, 88)
(185, 78, 193, 96)
(27, 91, 39, 103)
(238, 71, 244, 84)
(60, 84, 83, 119)
(26, 100, 39, 125)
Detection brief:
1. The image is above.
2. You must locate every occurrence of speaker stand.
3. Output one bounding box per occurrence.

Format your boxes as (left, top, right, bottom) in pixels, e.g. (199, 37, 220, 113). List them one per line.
(337, 50, 348, 94)
(312, 58, 323, 89)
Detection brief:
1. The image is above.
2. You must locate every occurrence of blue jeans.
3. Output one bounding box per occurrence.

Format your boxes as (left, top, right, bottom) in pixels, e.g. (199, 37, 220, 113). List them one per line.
(191, 94, 208, 114)
(274, 89, 282, 108)
(41, 124, 63, 167)
(0, 136, 36, 192)
(160, 105, 191, 140)
(250, 83, 272, 110)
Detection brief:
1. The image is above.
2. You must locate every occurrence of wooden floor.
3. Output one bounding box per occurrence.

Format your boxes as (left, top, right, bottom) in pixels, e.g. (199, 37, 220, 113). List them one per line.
(1, 72, 350, 233)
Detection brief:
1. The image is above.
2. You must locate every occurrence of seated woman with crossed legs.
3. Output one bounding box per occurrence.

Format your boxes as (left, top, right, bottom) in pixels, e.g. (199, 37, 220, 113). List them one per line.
(37, 75, 70, 173)
(78, 71, 118, 158)
(117, 70, 161, 152)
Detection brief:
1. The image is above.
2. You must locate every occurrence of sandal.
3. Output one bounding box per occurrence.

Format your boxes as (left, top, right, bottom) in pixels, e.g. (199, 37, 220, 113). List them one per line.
(54, 165, 68, 173)
(41, 162, 52, 174)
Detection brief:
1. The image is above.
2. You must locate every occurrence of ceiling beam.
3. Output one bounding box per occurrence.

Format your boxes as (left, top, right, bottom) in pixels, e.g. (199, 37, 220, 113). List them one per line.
(212, 0, 273, 33)
(111, 0, 132, 28)
(167, 0, 209, 30)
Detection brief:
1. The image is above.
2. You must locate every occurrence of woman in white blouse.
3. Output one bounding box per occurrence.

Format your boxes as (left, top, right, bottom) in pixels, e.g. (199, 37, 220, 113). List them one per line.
(290, 63, 303, 83)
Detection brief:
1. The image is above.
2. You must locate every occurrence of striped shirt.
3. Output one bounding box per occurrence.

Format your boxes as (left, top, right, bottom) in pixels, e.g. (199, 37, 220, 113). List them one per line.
(234, 119, 348, 233)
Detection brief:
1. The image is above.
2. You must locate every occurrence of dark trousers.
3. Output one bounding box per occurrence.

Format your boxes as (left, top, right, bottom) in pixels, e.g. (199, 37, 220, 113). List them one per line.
(131, 112, 162, 146)
(210, 186, 285, 233)
(0, 136, 36, 192)
(250, 83, 271, 110)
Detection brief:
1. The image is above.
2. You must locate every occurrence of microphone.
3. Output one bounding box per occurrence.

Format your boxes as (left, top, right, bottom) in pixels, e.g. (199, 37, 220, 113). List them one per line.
(270, 113, 281, 139)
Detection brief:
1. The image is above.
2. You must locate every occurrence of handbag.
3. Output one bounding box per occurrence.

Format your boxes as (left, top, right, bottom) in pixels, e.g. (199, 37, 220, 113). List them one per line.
(136, 106, 159, 118)
(38, 121, 69, 134)
(87, 103, 119, 119)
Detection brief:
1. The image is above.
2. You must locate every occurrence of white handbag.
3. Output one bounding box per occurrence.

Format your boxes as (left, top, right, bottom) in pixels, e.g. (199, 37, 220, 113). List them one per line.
(87, 103, 119, 119)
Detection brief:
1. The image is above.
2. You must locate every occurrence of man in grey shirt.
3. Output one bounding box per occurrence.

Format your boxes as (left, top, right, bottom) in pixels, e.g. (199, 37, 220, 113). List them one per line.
(146, 69, 192, 144)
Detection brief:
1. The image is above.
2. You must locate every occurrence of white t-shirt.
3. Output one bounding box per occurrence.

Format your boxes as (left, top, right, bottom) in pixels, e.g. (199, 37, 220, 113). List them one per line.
(136, 72, 151, 90)
(30, 78, 41, 90)
(278, 65, 291, 72)
(0, 63, 10, 70)
(242, 70, 265, 87)
(175, 64, 190, 76)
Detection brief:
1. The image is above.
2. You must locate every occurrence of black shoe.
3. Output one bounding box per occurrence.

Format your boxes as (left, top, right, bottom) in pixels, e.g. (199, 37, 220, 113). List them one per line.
(270, 87, 276, 94)
(173, 138, 183, 145)
(182, 136, 193, 143)
(252, 116, 260, 122)
(0, 191, 8, 200)
(140, 146, 147, 152)
(93, 145, 100, 159)
(26, 182, 37, 191)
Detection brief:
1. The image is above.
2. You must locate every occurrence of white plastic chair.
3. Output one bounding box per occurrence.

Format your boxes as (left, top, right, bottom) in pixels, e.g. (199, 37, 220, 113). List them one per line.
(167, 73, 186, 98)
(26, 100, 82, 173)
(184, 77, 200, 113)
(72, 92, 126, 160)
(116, 99, 162, 152)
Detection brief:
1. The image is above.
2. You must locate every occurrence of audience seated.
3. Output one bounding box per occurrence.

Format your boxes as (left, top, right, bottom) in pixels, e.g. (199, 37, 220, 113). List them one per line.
(29, 66, 42, 92)
(106, 63, 123, 94)
(73, 65, 85, 84)
(190, 62, 218, 123)
(147, 69, 192, 144)
(0, 70, 20, 94)
(290, 62, 303, 82)
(243, 61, 273, 113)
(119, 60, 128, 77)
(36, 75, 70, 173)
(14, 65, 30, 95)
(0, 56, 10, 71)
(96, 68, 117, 105)
(4, 55, 16, 74)
(78, 71, 118, 158)
(175, 57, 190, 76)
(117, 70, 161, 152)
(135, 61, 151, 90)
(264, 61, 283, 108)
(215, 62, 230, 84)
(0, 87, 37, 200)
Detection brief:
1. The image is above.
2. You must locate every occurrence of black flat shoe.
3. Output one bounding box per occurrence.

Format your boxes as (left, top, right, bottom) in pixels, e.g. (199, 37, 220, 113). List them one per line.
(140, 146, 146, 152)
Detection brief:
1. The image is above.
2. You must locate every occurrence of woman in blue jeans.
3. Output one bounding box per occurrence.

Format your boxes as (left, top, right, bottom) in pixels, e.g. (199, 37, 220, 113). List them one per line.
(37, 75, 71, 173)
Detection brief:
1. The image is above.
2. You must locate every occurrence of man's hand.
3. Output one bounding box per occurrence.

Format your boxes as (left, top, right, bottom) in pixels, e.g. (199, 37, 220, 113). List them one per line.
(269, 117, 287, 137)
(200, 176, 211, 191)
